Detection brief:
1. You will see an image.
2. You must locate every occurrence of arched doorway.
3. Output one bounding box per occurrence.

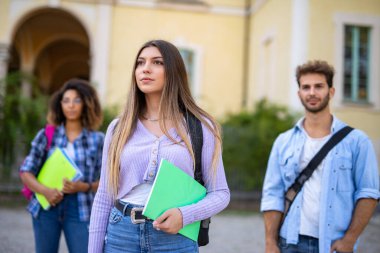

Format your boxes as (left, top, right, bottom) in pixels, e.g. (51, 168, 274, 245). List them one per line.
(9, 7, 90, 95)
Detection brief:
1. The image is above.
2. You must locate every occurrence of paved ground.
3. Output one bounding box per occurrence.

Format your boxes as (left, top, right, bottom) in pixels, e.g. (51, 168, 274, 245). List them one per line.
(0, 207, 379, 253)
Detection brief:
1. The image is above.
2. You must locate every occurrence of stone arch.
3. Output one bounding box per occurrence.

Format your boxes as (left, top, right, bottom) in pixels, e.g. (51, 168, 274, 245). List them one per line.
(9, 7, 90, 95)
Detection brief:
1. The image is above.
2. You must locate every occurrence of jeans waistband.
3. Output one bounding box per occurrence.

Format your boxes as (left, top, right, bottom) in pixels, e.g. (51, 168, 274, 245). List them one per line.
(299, 234, 318, 241)
(114, 200, 151, 224)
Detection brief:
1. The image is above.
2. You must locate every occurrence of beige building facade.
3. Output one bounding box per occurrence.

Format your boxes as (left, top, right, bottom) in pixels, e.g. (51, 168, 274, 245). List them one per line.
(247, 0, 380, 164)
(0, 0, 379, 162)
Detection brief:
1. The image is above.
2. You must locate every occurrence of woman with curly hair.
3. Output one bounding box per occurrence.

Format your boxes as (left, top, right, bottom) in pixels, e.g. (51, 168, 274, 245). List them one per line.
(20, 78, 105, 253)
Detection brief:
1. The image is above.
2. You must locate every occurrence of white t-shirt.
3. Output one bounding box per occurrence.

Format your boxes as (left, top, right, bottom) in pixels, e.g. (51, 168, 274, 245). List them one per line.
(299, 133, 330, 238)
(63, 142, 76, 161)
(121, 183, 152, 206)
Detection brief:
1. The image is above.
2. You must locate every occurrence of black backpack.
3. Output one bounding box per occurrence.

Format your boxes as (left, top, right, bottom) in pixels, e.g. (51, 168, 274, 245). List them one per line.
(186, 112, 210, 247)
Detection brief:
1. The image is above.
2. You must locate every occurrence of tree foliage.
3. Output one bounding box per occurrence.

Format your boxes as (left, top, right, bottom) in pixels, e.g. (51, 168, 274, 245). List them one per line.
(0, 72, 49, 179)
(222, 99, 297, 191)
(99, 105, 119, 133)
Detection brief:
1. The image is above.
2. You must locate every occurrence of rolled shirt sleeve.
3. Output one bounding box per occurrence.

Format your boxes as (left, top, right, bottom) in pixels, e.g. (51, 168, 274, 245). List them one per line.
(353, 134, 380, 202)
(261, 136, 286, 213)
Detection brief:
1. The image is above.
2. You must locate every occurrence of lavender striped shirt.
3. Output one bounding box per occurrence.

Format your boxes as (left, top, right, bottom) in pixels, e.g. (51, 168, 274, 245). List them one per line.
(89, 118, 230, 252)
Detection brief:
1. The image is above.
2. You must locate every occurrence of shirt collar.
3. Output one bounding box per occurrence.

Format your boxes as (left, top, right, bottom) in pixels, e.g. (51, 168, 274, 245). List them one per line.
(294, 115, 347, 134)
(56, 123, 89, 143)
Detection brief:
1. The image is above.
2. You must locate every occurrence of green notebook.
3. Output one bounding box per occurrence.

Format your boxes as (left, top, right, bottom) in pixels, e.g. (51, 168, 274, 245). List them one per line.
(142, 159, 206, 241)
(36, 148, 83, 210)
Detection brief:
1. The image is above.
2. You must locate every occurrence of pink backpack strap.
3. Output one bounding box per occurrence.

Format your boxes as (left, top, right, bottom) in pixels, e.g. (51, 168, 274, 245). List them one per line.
(44, 124, 56, 150)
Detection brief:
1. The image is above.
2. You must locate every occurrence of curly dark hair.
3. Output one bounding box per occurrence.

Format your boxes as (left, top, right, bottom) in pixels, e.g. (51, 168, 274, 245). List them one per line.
(47, 78, 103, 130)
(296, 60, 335, 88)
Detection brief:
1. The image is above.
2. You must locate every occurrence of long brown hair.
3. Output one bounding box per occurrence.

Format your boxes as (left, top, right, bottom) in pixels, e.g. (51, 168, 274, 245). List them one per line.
(107, 40, 222, 196)
(48, 78, 103, 130)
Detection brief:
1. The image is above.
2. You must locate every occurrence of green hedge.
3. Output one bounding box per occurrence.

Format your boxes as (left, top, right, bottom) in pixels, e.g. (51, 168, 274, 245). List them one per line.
(0, 72, 48, 179)
(221, 99, 297, 191)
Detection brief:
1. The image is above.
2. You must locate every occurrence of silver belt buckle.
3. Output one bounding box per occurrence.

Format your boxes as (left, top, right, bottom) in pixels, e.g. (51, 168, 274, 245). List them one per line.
(131, 207, 145, 224)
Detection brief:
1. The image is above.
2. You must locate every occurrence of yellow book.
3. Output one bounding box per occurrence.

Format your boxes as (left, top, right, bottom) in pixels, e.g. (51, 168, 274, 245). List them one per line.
(35, 148, 83, 210)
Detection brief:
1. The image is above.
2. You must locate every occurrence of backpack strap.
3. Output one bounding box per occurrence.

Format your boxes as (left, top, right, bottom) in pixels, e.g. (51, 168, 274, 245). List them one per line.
(19, 124, 56, 200)
(186, 112, 203, 185)
(185, 112, 211, 246)
(44, 124, 56, 150)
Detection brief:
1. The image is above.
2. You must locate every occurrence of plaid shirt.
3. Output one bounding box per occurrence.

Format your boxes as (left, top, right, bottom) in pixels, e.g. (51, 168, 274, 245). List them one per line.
(20, 124, 104, 221)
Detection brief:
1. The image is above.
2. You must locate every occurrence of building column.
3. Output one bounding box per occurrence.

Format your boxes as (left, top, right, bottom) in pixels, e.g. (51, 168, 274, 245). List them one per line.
(0, 43, 10, 118)
(90, 4, 112, 104)
(289, 0, 309, 110)
(20, 66, 33, 98)
(0, 43, 9, 83)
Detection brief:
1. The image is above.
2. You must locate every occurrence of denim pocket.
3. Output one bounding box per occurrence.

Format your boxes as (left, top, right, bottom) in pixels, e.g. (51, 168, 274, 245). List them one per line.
(108, 208, 122, 225)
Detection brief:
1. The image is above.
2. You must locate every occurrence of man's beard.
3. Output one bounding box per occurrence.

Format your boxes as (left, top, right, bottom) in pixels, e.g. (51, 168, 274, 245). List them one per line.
(301, 93, 330, 113)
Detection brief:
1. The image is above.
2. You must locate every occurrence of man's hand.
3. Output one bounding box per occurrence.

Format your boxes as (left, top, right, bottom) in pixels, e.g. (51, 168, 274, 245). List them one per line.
(330, 237, 354, 253)
(43, 188, 63, 207)
(152, 208, 183, 234)
(265, 240, 281, 253)
(330, 198, 377, 253)
(263, 211, 282, 253)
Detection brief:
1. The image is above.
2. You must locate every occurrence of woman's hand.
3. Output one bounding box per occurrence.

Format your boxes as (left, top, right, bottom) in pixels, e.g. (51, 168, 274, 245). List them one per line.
(152, 208, 183, 234)
(43, 188, 63, 207)
(62, 178, 86, 194)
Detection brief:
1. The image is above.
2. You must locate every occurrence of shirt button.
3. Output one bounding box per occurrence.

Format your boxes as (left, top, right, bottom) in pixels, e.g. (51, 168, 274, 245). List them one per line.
(152, 149, 157, 154)
(331, 188, 334, 191)
(152, 160, 157, 166)
(149, 171, 154, 177)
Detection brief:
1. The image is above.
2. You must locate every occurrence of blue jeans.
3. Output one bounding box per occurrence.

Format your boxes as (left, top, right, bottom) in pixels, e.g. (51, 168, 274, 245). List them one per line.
(32, 194, 89, 253)
(279, 235, 319, 253)
(104, 204, 198, 253)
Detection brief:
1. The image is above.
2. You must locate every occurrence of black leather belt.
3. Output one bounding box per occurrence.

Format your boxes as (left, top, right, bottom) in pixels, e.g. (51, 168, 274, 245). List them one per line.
(115, 201, 151, 224)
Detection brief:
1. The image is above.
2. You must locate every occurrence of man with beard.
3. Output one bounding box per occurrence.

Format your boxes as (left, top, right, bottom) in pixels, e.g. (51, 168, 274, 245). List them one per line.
(261, 60, 379, 253)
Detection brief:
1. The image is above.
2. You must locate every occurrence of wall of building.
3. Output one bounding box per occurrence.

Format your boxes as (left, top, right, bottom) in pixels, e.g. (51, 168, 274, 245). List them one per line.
(247, 0, 293, 109)
(107, 3, 246, 118)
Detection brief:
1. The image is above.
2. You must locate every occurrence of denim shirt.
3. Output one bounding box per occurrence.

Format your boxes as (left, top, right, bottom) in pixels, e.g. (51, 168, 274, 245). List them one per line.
(20, 124, 105, 221)
(261, 116, 380, 253)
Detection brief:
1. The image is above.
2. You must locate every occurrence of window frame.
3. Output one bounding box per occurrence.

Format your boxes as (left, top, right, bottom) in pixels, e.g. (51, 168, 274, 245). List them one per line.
(334, 13, 380, 110)
(343, 25, 371, 104)
(174, 40, 203, 102)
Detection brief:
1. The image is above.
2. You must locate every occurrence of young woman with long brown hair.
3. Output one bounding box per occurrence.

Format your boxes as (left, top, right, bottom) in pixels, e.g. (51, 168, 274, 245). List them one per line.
(89, 40, 230, 253)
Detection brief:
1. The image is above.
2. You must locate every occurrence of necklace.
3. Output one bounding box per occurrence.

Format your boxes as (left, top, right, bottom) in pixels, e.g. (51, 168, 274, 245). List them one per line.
(142, 115, 160, 122)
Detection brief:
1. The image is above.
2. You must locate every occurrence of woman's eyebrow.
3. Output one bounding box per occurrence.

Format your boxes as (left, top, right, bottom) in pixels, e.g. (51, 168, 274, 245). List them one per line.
(138, 56, 163, 60)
